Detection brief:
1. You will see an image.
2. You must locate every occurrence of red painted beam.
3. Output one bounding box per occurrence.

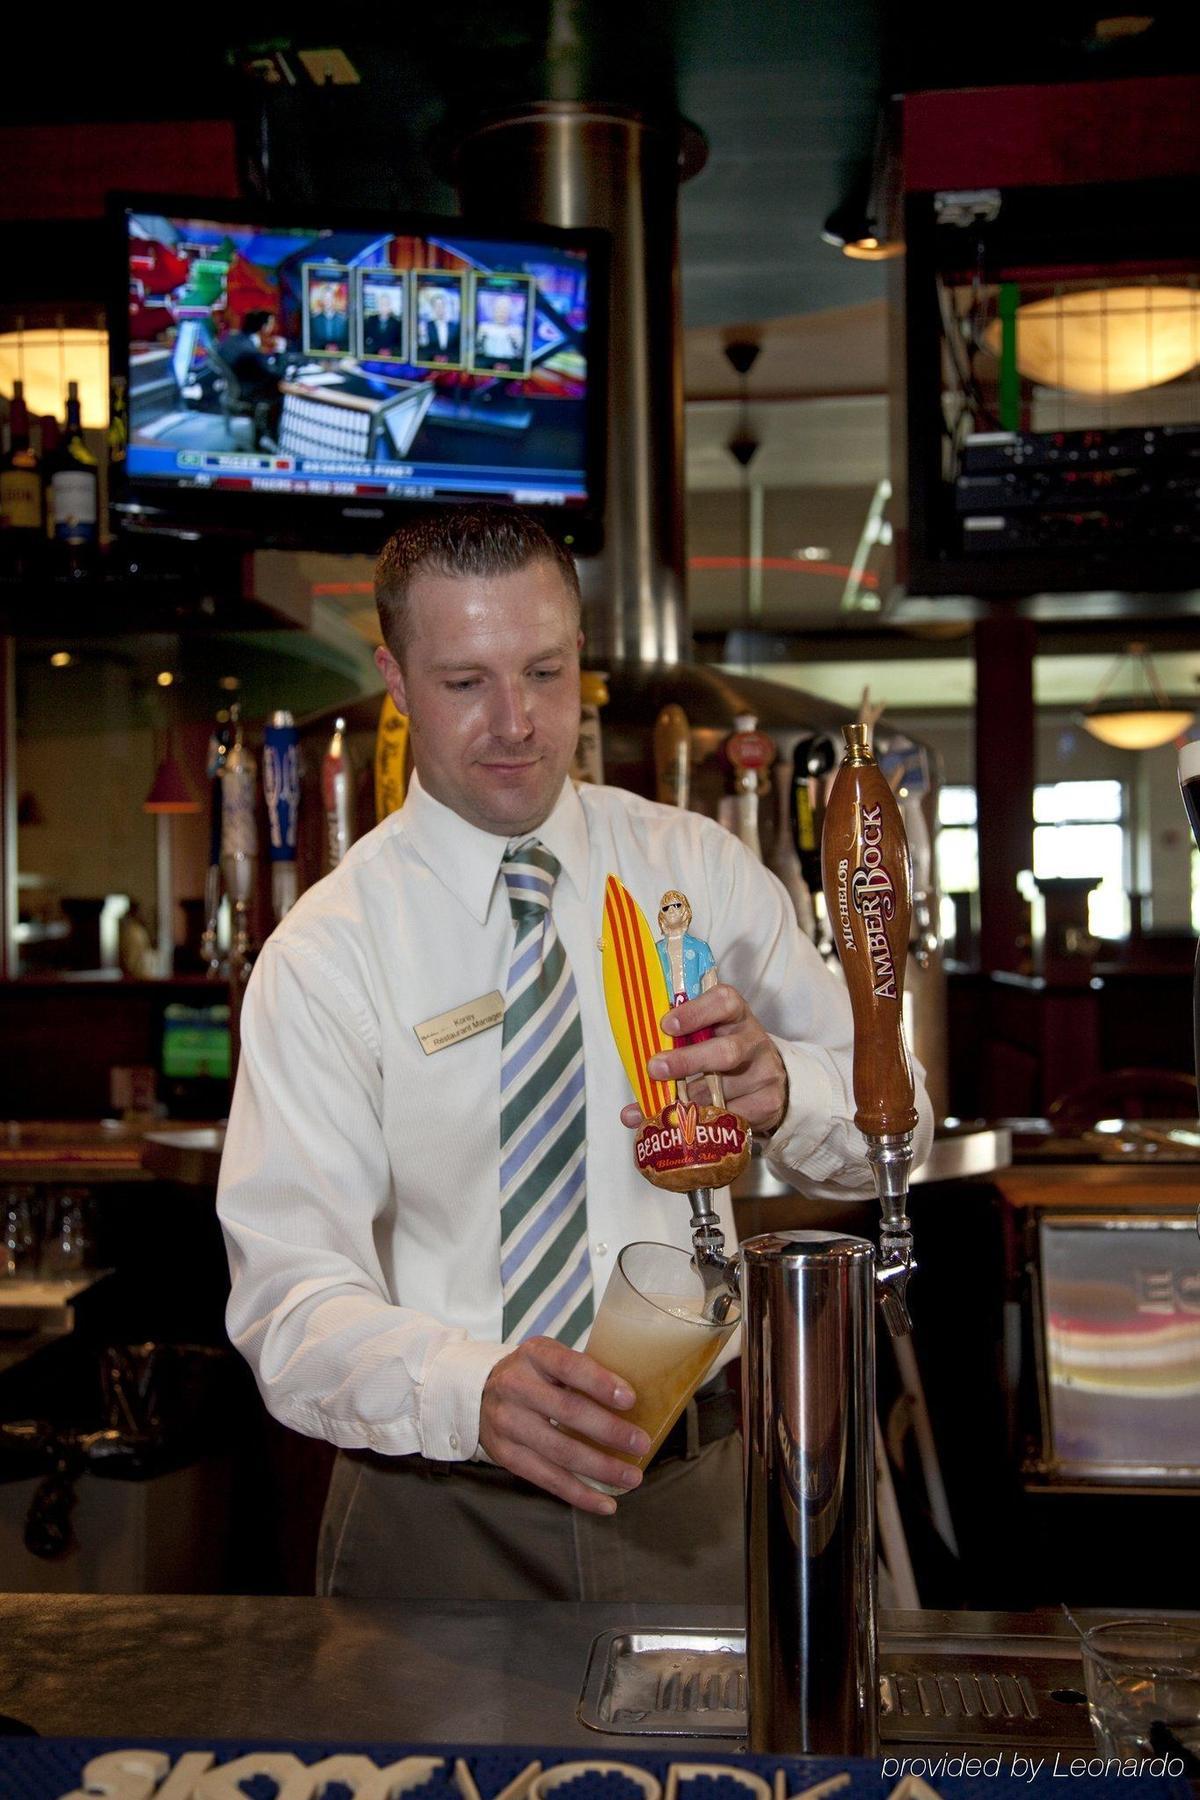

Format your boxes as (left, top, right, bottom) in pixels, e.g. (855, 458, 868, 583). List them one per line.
(903, 76, 1200, 192)
(0, 120, 240, 221)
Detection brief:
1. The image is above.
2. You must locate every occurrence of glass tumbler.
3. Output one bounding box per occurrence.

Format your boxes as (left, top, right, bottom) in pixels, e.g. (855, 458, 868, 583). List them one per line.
(1, 1187, 38, 1279)
(41, 1188, 94, 1279)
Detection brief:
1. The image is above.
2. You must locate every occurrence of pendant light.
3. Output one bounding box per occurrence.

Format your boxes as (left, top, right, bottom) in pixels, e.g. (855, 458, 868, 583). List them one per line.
(982, 285, 1200, 397)
(1079, 643, 1194, 751)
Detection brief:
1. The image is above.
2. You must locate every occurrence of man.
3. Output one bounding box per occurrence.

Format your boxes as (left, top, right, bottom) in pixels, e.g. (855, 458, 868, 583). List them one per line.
(364, 287, 405, 357)
(418, 286, 460, 362)
(218, 506, 932, 1604)
(217, 309, 284, 443)
(309, 281, 350, 354)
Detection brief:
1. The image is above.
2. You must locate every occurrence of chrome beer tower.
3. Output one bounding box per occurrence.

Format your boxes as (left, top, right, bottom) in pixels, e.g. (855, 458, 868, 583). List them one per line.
(678, 721, 918, 1755)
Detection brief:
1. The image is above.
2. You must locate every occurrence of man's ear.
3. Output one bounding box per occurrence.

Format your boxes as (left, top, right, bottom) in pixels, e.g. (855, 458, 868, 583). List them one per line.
(374, 643, 408, 714)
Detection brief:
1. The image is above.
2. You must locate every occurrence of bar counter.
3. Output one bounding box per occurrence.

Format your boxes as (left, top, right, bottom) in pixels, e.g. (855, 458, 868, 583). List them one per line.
(0, 1596, 1102, 1754)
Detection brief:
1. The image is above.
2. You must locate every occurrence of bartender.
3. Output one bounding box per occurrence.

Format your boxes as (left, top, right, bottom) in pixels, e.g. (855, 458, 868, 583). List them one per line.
(217, 505, 933, 1604)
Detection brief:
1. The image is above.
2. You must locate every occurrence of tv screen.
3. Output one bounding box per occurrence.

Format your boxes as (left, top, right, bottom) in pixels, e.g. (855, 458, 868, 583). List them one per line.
(109, 196, 607, 552)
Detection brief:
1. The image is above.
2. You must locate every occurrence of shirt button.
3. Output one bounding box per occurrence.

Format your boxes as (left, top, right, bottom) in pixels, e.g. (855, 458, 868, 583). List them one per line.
(593, 1241, 608, 1257)
(448, 1432, 460, 1452)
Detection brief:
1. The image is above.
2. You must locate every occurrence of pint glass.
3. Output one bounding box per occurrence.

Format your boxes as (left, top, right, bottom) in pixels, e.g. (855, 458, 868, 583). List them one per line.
(571, 1241, 741, 1491)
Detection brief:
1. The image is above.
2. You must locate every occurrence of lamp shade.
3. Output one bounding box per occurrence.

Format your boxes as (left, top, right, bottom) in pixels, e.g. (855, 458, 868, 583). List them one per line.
(983, 286, 1200, 396)
(1078, 643, 1194, 750)
(1080, 708, 1195, 751)
(143, 753, 201, 814)
(0, 328, 109, 426)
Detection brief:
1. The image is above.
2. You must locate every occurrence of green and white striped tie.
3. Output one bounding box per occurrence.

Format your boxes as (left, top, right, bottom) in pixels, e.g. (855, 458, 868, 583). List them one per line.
(499, 840, 593, 1347)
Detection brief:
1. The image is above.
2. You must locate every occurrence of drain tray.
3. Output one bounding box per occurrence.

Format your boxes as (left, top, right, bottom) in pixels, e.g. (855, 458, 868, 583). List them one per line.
(578, 1629, 1092, 1747)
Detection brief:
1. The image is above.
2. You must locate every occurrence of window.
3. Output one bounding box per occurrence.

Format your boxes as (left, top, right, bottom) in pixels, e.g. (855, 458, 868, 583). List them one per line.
(936, 780, 1128, 941)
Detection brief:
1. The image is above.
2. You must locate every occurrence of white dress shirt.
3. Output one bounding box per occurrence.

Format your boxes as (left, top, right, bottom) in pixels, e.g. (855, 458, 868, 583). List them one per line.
(218, 775, 933, 1463)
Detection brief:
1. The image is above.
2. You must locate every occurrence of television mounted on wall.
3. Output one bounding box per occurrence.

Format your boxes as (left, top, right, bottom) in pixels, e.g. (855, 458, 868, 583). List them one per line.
(108, 194, 608, 554)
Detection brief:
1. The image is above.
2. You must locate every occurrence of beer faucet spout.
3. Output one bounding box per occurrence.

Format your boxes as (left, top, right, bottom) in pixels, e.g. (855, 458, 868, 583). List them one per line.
(687, 1186, 741, 1320)
(867, 1132, 915, 1338)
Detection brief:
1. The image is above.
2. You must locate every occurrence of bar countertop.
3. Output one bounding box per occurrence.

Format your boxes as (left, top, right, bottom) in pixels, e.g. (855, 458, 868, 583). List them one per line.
(0, 1596, 1096, 1751)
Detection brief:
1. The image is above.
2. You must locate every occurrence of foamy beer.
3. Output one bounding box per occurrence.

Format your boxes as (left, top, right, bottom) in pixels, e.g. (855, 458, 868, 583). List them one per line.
(570, 1242, 741, 1493)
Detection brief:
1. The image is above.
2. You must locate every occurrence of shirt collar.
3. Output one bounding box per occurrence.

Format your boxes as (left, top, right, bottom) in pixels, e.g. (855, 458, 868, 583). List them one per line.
(400, 774, 591, 924)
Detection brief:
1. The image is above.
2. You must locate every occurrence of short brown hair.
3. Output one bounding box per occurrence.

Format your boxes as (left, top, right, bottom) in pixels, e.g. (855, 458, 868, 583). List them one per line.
(375, 506, 581, 659)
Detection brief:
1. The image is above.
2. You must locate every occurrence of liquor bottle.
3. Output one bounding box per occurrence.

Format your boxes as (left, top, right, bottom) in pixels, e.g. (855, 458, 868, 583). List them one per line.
(0, 382, 43, 577)
(49, 381, 99, 578)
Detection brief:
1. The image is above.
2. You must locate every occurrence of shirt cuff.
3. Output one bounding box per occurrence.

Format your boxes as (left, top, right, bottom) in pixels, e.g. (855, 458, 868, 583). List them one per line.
(761, 1037, 849, 1184)
(418, 1334, 510, 1461)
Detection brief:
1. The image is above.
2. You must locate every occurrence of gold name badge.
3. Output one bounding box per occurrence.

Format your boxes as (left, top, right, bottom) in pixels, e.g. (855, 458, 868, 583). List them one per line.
(414, 990, 505, 1056)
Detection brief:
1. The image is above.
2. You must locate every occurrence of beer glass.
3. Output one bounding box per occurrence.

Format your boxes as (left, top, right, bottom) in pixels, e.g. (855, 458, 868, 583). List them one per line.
(572, 1241, 740, 1493)
(1080, 1619, 1200, 1760)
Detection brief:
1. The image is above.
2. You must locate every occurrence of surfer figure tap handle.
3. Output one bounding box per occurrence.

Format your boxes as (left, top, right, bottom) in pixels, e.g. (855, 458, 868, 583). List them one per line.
(655, 891, 724, 1110)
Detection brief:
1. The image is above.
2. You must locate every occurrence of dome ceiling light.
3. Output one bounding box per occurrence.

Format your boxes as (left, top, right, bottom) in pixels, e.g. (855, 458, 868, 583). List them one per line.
(982, 286, 1200, 396)
(1079, 643, 1195, 751)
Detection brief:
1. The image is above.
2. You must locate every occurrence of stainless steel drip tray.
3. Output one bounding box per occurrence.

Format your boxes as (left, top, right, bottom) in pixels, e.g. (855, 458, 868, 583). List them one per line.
(578, 1628, 1093, 1748)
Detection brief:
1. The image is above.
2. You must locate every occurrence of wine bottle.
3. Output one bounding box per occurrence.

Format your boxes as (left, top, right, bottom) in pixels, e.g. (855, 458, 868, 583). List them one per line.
(1179, 740, 1200, 1116)
(39, 416, 60, 542)
(0, 381, 44, 577)
(50, 381, 99, 578)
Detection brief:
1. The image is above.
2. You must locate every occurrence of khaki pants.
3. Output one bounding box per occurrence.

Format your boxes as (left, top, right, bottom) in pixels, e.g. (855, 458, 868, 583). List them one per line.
(317, 1424, 743, 1604)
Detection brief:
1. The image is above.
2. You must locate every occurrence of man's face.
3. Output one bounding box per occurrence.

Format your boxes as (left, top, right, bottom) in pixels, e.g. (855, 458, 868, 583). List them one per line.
(494, 295, 511, 324)
(431, 291, 447, 320)
(375, 558, 582, 837)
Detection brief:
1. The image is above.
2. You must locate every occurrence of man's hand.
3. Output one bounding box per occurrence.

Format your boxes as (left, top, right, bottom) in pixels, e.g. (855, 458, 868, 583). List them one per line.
(478, 1337, 652, 1515)
(619, 985, 789, 1134)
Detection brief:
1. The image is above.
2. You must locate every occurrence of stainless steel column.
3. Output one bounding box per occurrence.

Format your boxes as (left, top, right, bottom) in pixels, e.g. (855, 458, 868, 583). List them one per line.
(453, 102, 704, 667)
(741, 1230, 878, 1755)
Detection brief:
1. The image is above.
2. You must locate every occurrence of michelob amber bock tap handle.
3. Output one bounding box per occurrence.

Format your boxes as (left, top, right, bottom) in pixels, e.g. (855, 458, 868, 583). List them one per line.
(820, 722, 917, 1140)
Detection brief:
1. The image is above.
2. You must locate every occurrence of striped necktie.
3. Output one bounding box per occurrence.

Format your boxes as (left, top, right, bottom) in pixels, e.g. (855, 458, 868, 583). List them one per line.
(499, 840, 593, 1347)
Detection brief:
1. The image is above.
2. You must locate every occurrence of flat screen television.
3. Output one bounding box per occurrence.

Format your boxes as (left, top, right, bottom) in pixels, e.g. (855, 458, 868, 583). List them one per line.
(108, 195, 608, 553)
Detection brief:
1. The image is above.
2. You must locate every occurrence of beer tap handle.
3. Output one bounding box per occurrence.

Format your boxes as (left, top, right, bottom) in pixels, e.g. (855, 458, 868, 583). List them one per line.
(654, 704, 692, 809)
(821, 721, 918, 1336)
(725, 715, 774, 862)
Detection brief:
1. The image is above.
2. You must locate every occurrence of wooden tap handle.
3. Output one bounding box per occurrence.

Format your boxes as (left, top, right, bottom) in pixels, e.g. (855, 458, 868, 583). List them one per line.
(820, 723, 918, 1139)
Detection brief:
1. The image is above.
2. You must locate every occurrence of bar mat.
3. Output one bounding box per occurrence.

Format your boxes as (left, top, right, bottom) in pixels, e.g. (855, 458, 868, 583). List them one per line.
(0, 1736, 1189, 1800)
